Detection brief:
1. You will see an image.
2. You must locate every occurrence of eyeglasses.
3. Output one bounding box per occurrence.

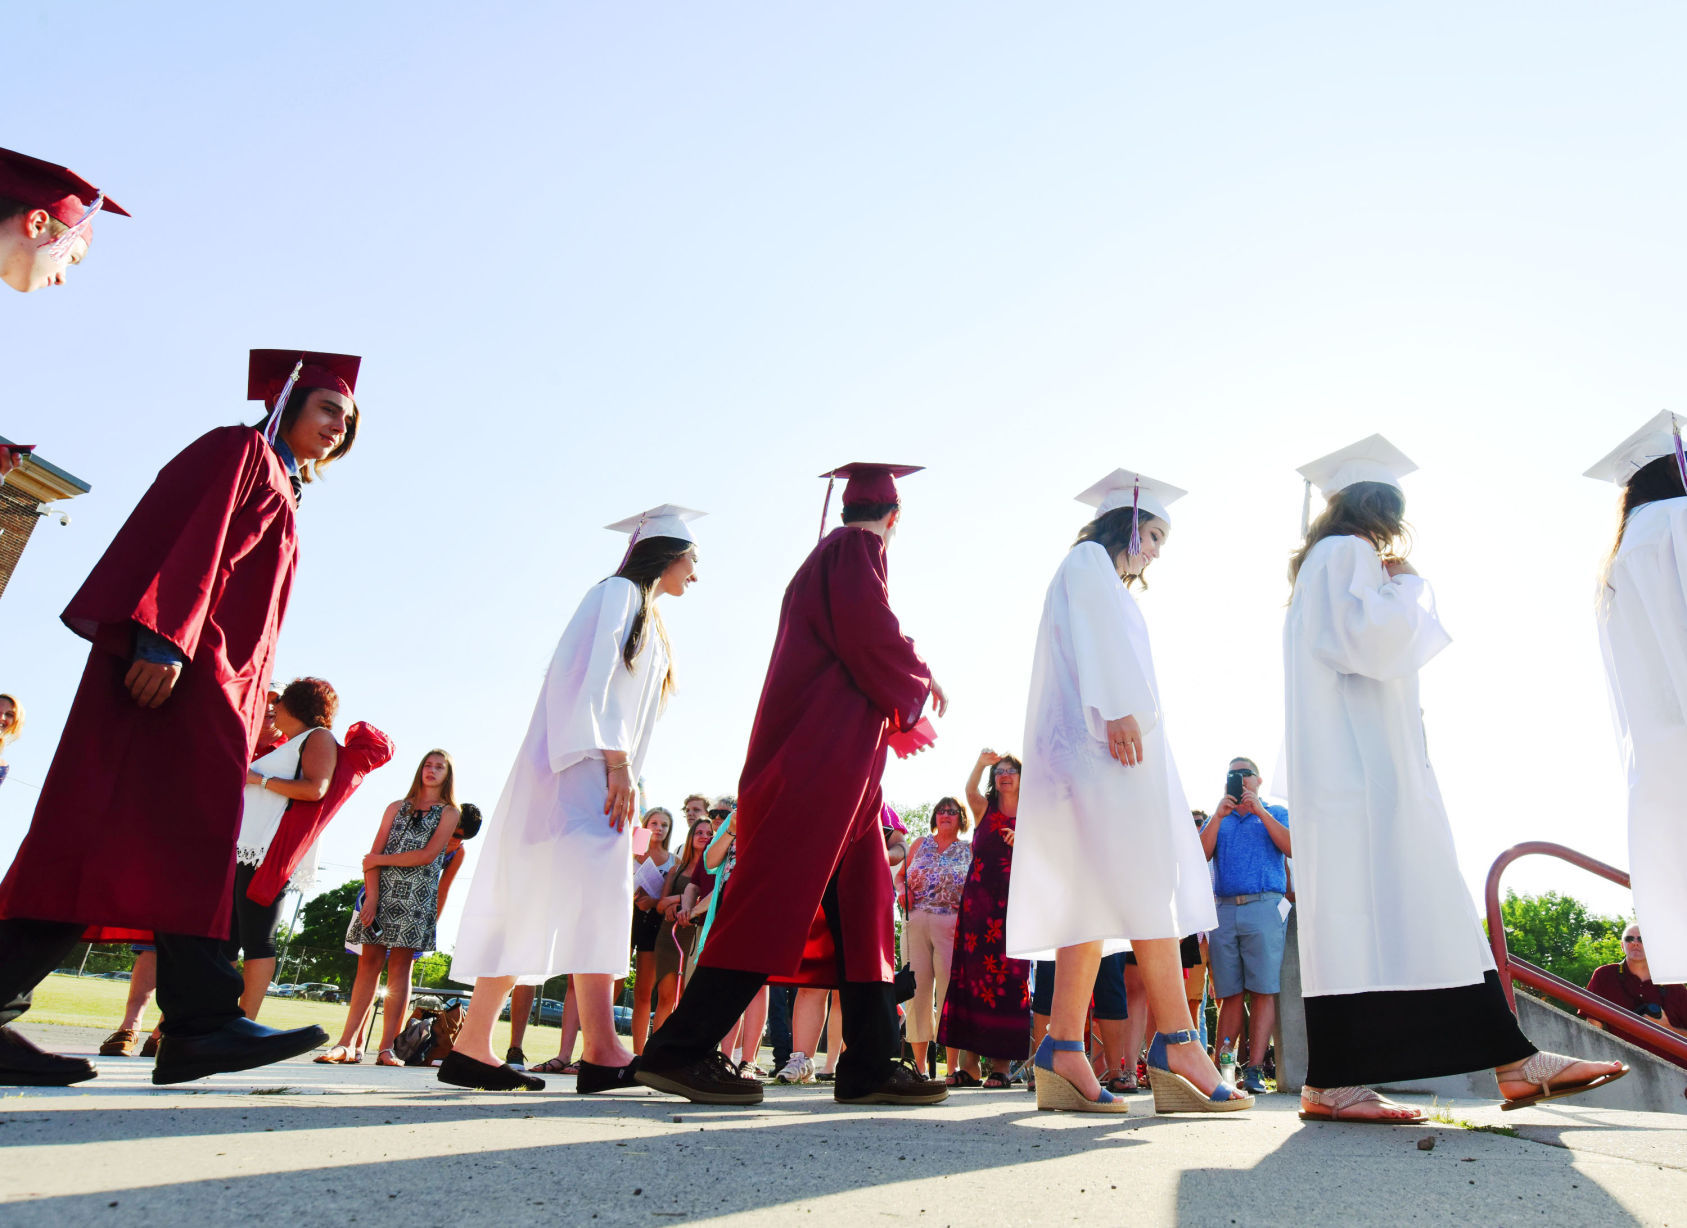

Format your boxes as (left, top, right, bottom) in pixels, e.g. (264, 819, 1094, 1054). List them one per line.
(708, 809, 731, 819)
(1622, 935, 1644, 944)
(934, 807, 961, 816)
(993, 767, 1020, 777)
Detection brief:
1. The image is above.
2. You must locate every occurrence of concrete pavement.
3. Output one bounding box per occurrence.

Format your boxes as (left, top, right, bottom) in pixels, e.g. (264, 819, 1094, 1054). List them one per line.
(3, 1024, 1686, 1226)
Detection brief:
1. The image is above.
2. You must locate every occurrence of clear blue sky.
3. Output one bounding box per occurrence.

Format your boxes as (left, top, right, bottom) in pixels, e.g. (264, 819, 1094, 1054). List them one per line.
(4, 2, 1679, 947)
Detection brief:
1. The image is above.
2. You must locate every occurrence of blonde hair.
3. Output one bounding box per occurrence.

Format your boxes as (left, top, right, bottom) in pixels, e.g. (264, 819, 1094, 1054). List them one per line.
(0, 693, 23, 748)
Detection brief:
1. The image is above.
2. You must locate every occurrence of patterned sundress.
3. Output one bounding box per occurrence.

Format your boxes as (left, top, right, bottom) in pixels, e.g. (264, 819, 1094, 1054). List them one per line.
(344, 801, 448, 951)
(937, 807, 1032, 1060)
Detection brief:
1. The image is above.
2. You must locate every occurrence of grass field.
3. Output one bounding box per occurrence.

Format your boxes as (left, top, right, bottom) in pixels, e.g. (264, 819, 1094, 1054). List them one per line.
(29, 972, 572, 1059)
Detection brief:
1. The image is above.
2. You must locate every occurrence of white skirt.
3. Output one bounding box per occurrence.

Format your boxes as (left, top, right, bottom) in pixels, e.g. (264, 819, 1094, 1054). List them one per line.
(450, 759, 634, 982)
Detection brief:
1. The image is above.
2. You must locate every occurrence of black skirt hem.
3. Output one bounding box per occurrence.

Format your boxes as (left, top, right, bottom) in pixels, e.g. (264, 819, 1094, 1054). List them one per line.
(1304, 970, 1536, 1089)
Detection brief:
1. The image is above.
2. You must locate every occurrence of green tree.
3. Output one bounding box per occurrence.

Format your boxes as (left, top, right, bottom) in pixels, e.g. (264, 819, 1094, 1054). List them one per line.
(894, 799, 934, 838)
(282, 879, 363, 990)
(1498, 889, 1628, 1005)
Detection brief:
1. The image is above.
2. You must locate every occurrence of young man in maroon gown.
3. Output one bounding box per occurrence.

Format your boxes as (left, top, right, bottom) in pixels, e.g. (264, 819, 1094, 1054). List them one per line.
(0, 349, 360, 1086)
(638, 463, 950, 1105)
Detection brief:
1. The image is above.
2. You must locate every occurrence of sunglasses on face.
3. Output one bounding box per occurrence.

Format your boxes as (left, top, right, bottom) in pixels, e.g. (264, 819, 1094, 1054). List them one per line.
(993, 767, 1019, 778)
(1623, 935, 1644, 944)
(708, 809, 731, 819)
(934, 807, 960, 816)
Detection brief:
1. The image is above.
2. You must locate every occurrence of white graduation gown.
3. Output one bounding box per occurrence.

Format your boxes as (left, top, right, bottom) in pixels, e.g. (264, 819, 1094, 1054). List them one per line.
(1005, 543, 1216, 960)
(451, 577, 668, 982)
(1283, 535, 1494, 997)
(1597, 497, 1687, 984)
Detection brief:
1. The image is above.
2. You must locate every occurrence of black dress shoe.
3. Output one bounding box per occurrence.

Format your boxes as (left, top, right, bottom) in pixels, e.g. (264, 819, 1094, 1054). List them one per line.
(436, 1050, 545, 1091)
(835, 1059, 949, 1105)
(0, 1025, 97, 1087)
(151, 1018, 328, 1086)
(635, 1050, 763, 1104)
(575, 1057, 639, 1094)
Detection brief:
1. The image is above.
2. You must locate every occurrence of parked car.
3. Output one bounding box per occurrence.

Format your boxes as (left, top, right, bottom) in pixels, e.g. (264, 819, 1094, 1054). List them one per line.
(613, 1005, 632, 1035)
(295, 983, 344, 1003)
(500, 997, 566, 1025)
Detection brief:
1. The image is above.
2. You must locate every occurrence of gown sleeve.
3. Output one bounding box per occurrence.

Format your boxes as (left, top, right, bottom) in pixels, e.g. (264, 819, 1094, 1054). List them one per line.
(1064, 544, 1162, 739)
(1306, 536, 1451, 681)
(61, 427, 269, 660)
(544, 578, 644, 771)
(827, 531, 933, 731)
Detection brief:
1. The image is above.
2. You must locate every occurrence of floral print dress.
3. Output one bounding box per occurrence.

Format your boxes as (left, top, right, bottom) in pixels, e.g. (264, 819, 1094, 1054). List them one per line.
(937, 807, 1031, 1060)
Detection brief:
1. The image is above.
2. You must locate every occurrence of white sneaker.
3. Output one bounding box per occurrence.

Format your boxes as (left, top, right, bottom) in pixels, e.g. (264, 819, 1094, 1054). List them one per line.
(775, 1052, 815, 1084)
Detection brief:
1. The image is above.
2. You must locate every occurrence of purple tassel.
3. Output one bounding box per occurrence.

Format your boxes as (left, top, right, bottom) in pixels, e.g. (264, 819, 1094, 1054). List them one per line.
(263, 360, 304, 445)
(617, 512, 650, 572)
(1127, 476, 1142, 558)
(1674, 414, 1687, 492)
(817, 475, 836, 544)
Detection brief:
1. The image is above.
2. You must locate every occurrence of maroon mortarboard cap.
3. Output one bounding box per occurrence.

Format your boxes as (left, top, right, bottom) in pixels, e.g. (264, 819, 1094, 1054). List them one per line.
(820, 462, 924, 507)
(247, 349, 362, 406)
(0, 147, 128, 225)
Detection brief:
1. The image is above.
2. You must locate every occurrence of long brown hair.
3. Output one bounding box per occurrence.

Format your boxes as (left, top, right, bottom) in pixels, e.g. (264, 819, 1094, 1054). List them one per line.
(250, 386, 359, 484)
(613, 536, 691, 703)
(1288, 481, 1409, 585)
(669, 817, 715, 884)
(1601, 453, 1687, 596)
(984, 755, 1022, 814)
(405, 748, 459, 810)
(1074, 507, 1160, 590)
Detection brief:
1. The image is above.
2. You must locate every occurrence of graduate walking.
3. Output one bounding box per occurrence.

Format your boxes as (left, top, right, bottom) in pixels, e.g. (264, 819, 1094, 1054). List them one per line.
(1285, 435, 1624, 1123)
(1006, 470, 1248, 1116)
(439, 506, 702, 1092)
(1588, 412, 1687, 987)
(637, 463, 949, 1106)
(0, 349, 360, 1086)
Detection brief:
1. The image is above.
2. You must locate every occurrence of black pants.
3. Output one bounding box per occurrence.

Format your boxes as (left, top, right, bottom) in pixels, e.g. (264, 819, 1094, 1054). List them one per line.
(0, 917, 245, 1038)
(642, 870, 900, 1096)
(766, 983, 797, 1071)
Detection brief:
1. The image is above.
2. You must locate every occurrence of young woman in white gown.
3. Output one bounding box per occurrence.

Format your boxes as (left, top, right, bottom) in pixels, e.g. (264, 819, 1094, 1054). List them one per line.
(1286, 436, 1624, 1123)
(440, 505, 702, 1093)
(1006, 470, 1250, 1116)
(1588, 412, 1687, 989)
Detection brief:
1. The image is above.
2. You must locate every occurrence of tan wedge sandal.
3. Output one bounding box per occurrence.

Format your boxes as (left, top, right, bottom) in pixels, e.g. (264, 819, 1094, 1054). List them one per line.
(1145, 1030, 1253, 1115)
(1032, 1037, 1131, 1114)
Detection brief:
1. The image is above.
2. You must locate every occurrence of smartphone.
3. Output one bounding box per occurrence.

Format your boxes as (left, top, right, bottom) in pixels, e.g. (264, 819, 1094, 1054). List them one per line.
(1225, 769, 1247, 801)
(631, 826, 652, 856)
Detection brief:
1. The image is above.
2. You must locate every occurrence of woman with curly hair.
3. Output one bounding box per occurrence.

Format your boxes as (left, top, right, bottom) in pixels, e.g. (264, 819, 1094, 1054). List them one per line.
(227, 677, 340, 1020)
(937, 749, 1030, 1087)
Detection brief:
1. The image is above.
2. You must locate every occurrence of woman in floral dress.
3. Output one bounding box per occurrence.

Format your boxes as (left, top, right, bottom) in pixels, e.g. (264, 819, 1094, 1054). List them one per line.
(938, 750, 1030, 1087)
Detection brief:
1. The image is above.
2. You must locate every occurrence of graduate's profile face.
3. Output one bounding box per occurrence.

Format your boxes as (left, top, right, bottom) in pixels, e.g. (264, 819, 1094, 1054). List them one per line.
(1120, 519, 1168, 578)
(0, 210, 88, 292)
(656, 549, 699, 598)
(284, 390, 356, 462)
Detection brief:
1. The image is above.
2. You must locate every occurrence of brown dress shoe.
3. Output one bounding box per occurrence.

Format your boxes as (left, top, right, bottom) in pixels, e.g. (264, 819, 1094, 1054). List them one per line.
(140, 1031, 160, 1058)
(835, 1060, 949, 1106)
(99, 1029, 142, 1057)
(636, 1050, 764, 1104)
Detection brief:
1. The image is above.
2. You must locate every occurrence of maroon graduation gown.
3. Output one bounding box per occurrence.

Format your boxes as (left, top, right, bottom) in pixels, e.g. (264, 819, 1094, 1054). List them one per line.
(0, 426, 298, 938)
(701, 527, 931, 986)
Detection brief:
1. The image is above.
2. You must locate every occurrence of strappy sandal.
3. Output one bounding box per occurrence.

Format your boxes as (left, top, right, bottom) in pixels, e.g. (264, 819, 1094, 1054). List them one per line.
(1104, 1075, 1142, 1095)
(1298, 1085, 1424, 1124)
(1499, 1052, 1629, 1111)
(945, 1069, 980, 1088)
(1145, 1030, 1252, 1115)
(313, 1045, 361, 1064)
(982, 1071, 1012, 1089)
(376, 1048, 404, 1067)
(529, 1056, 575, 1075)
(1032, 1037, 1130, 1113)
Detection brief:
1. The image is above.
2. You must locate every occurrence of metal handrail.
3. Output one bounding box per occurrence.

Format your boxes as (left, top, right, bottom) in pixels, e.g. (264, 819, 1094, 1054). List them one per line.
(1484, 840, 1687, 1068)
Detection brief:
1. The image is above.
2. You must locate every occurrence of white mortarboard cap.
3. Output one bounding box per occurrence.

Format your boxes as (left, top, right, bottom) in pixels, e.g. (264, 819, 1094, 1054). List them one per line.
(1074, 469, 1187, 526)
(1296, 434, 1417, 498)
(604, 504, 706, 547)
(1583, 410, 1687, 486)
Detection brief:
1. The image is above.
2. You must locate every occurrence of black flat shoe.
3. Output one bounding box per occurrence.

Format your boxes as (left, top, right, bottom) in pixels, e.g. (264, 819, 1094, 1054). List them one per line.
(575, 1058, 639, 1094)
(151, 1018, 327, 1086)
(436, 1050, 545, 1091)
(0, 1025, 97, 1087)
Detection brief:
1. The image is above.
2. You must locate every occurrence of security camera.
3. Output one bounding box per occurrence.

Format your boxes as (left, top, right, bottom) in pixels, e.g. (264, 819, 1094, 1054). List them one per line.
(55, 512, 70, 527)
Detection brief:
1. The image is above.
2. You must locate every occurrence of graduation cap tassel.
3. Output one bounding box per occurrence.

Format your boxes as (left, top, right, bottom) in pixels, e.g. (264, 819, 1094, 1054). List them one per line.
(263, 360, 305, 446)
(39, 192, 102, 264)
(1300, 478, 1313, 539)
(817, 475, 836, 544)
(1127, 477, 1142, 559)
(617, 513, 650, 573)
(1673, 413, 1687, 493)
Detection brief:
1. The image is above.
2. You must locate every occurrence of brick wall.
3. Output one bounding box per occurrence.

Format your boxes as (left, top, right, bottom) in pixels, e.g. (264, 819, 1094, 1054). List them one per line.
(0, 487, 43, 600)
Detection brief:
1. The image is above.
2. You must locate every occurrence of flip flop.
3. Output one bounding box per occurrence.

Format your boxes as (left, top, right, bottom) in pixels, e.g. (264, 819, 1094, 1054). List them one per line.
(1500, 1052, 1629, 1111)
(313, 1045, 360, 1065)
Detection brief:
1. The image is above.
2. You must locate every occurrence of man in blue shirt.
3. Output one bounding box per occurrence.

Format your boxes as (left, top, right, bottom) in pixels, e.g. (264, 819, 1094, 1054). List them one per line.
(1200, 757, 1291, 1095)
